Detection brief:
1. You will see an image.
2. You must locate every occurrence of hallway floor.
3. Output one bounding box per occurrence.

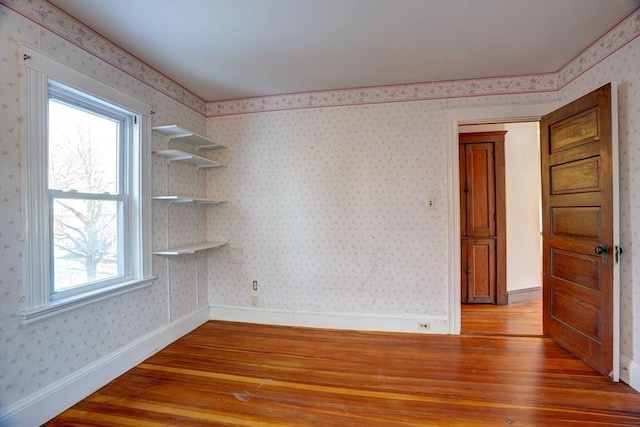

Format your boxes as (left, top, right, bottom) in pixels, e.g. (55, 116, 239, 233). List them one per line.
(461, 300, 543, 336)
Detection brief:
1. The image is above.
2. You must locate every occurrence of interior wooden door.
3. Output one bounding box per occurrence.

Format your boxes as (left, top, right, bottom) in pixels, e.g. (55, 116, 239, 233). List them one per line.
(540, 83, 618, 378)
(460, 132, 506, 304)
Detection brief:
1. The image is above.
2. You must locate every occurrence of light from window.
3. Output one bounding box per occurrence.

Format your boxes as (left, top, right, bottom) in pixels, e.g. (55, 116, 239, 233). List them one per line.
(47, 81, 132, 298)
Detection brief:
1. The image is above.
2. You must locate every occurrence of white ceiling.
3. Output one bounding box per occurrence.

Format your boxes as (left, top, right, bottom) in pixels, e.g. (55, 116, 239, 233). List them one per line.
(48, 0, 639, 102)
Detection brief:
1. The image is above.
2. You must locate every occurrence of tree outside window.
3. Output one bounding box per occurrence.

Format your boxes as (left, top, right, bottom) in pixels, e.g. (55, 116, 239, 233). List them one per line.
(48, 98, 122, 292)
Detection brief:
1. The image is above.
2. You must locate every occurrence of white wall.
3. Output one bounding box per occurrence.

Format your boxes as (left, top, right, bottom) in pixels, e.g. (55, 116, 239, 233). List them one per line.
(504, 122, 542, 292)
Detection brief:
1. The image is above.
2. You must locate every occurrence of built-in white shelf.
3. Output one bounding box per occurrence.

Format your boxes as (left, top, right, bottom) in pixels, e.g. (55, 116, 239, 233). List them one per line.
(152, 149, 225, 169)
(152, 125, 226, 151)
(152, 195, 226, 205)
(153, 241, 228, 256)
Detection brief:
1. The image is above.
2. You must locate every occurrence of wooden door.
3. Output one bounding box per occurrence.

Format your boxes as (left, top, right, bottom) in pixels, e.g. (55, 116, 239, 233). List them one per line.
(460, 132, 506, 304)
(541, 83, 617, 378)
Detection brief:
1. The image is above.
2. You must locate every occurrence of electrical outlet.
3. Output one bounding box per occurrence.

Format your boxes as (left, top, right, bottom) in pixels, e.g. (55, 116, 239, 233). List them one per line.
(252, 280, 258, 291)
(251, 295, 258, 307)
(418, 322, 431, 330)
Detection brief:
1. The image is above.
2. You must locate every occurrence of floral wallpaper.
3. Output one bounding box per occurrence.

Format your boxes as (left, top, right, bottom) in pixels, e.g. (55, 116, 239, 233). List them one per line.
(1, 0, 640, 421)
(0, 2, 210, 414)
(207, 102, 449, 315)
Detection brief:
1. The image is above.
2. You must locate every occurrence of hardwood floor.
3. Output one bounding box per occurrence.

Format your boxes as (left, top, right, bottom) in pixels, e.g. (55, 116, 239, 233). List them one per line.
(46, 320, 640, 426)
(461, 301, 543, 336)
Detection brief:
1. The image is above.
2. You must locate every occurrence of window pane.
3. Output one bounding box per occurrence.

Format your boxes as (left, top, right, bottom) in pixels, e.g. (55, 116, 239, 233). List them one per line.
(52, 198, 121, 292)
(48, 99, 119, 194)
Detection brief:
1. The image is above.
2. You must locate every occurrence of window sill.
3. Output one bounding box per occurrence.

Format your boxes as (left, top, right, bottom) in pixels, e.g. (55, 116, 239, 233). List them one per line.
(20, 276, 157, 326)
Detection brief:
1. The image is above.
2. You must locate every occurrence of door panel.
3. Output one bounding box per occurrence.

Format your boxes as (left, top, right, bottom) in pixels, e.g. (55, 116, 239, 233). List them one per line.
(551, 249, 601, 291)
(466, 143, 496, 237)
(461, 239, 468, 303)
(466, 238, 496, 304)
(541, 83, 614, 377)
(460, 146, 468, 239)
(549, 108, 600, 151)
(551, 207, 601, 239)
(550, 289, 600, 340)
(551, 158, 601, 193)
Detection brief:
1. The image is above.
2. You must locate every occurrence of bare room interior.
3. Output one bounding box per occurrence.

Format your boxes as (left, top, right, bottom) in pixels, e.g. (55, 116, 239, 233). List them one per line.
(1, 0, 640, 425)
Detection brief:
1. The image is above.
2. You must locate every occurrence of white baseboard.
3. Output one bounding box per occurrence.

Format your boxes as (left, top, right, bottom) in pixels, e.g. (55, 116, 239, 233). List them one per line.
(620, 354, 640, 392)
(0, 306, 209, 427)
(210, 305, 449, 334)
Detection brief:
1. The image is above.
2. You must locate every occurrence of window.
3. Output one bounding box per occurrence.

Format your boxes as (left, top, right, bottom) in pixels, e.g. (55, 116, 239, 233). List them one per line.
(21, 45, 154, 323)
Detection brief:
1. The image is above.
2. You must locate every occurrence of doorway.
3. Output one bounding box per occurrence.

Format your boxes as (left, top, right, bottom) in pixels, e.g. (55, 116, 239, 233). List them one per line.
(459, 131, 506, 305)
(459, 122, 543, 336)
(448, 87, 619, 379)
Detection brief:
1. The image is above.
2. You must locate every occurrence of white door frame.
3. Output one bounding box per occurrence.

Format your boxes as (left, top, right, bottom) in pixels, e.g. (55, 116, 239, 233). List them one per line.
(445, 102, 561, 335)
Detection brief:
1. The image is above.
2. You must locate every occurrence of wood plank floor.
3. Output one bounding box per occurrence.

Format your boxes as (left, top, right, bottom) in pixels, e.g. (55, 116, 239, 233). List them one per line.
(46, 320, 640, 426)
(461, 301, 543, 336)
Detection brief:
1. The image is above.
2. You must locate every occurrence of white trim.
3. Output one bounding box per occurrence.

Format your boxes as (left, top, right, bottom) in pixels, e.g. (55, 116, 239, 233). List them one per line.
(20, 43, 151, 114)
(0, 306, 209, 427)
(20, 277, 156, 325)
(19, 43, 154, 318)
(446, 119, 462, 334)
(444, 101, 562, 335)
(210, 305, 448, 334)
(620, 354, 640, 392)
(627, 359, 640, 392)
(611, 82, 621, 382)
(620, 354, 632, 385)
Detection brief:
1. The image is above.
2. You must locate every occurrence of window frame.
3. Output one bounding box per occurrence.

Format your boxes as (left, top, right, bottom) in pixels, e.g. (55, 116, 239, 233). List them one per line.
(20, 44, 155, 324)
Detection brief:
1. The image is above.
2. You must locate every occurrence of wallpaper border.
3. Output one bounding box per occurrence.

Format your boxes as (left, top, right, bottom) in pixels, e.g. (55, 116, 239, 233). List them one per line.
(557, 7, 640, 88)
(207, 74, 559, 117)
(0, 0, 208, 115)
(2, 1, 639, 117)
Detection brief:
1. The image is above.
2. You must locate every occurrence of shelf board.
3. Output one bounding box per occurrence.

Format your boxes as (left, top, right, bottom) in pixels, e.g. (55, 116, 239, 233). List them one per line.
(152, 195, 226, 205)
(152, 149, 225, 169)
(153, 241, 228, 255)
(153, 125, 225, 150)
